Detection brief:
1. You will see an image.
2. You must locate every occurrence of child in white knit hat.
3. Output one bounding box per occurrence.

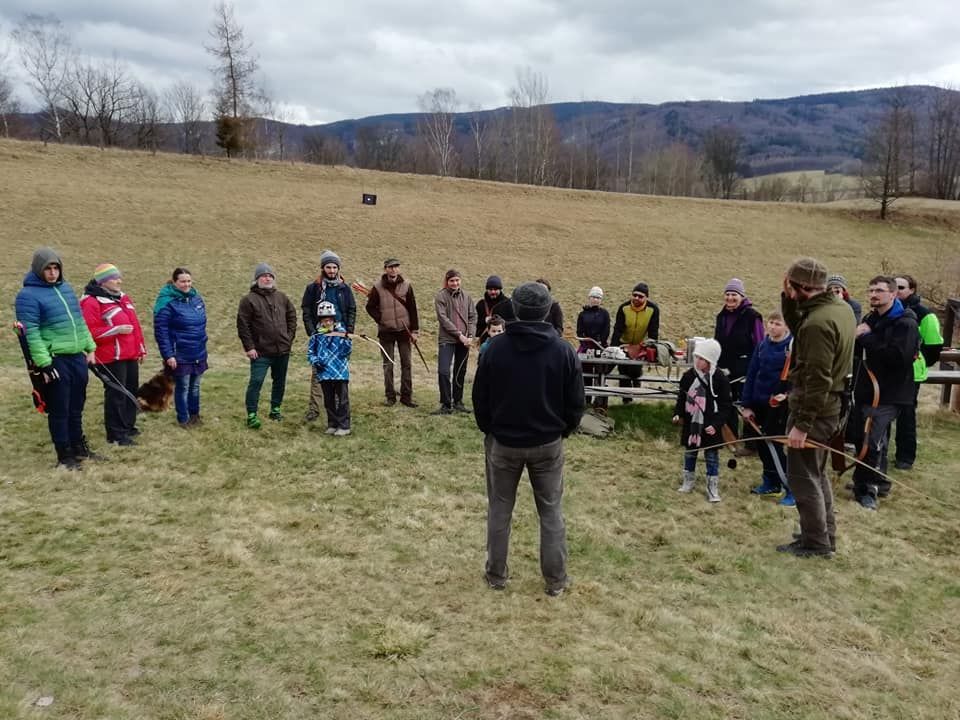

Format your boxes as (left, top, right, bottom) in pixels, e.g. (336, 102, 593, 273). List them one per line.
(672, 339, 732, 502)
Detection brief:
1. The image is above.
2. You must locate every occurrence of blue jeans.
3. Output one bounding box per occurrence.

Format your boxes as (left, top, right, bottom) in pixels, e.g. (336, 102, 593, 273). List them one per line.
(684, 447, 719, 475)
(174, 373, 202, 423)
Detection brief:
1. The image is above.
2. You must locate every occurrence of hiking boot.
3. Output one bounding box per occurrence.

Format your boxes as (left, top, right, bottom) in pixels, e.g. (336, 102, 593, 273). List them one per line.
(545, 578, 571, 597)
(777, 540, 833, 558)
(706, 475, 721, 503)
(269, 407, 283, 421)
(188, 414, 203, 426)
(857, 495, 878, 511)
(485, 575, 507, 591)
(452, 402, 470, 414)
(333, 428, 351, 437)
(790, 532, 836, 552)
(384, 397, 397, 406)
(894, 461, 913, 471)
(72, 437, 103, 462)
(751, 479, 783, 495)
(246, 413, 262, 430)
(108, 436, 136, 447)
(677, 470, 696, 493)
(55, 444, 82, 471)
(128, 427, 141, 437)
(304, 409, 319, 422)
(431, 405, 453, 415)
(400, 399, 418, 408)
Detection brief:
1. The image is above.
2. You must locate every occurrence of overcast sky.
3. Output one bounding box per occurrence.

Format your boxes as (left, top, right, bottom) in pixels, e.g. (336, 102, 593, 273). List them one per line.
(2, 1, 959, 125)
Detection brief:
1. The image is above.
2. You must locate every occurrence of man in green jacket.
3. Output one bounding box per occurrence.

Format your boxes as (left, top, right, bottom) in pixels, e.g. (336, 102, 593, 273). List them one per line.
(237, 263, 297, 428)
(777, 257, 855, 558)
(892, 274, 944, 470)
(15, 248, 98, 469)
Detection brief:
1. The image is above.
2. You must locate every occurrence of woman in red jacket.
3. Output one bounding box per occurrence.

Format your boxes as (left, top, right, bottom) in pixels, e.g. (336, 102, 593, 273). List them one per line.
(81, 263, 146, 445)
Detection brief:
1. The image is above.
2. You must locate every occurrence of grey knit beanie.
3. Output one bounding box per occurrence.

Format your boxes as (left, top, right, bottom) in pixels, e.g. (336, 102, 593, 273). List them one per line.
(253, 262, 275, 282)
(319, 250, 341, 269)
(512, 282, 553, 321)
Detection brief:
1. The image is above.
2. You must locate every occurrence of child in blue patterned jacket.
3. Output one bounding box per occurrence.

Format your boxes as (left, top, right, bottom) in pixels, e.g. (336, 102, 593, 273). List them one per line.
(307, 301, 353, 436)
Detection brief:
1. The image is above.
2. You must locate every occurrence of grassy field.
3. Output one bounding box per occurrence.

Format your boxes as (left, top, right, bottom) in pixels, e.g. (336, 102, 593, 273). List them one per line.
(1, 139, 959, 720)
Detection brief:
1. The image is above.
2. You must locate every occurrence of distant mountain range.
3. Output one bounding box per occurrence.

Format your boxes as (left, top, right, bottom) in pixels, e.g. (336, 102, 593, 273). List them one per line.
(311, 85, 951, 176)
(12, 85, 957, 178)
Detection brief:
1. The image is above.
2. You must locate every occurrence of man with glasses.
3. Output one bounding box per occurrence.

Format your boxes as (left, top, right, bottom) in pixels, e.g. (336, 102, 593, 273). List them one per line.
(610, 282, 660, 403)
(849, 276, 919, 510)
(777, 258, 854, 557)
(891, 274, 944, 470)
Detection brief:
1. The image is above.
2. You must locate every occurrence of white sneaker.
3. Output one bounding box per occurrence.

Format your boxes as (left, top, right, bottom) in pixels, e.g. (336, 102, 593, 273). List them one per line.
(324, 427, 337, 435)
(706, 476, 721, 503)
(678, 471, 696, 493)
(333, 428, 351, 436)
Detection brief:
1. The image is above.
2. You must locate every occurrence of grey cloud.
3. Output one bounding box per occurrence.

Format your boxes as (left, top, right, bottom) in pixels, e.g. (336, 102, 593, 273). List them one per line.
(3, 0, 959, 123)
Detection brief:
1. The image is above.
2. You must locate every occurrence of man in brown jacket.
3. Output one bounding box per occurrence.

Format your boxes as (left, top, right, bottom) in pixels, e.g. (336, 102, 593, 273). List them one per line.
(433, 269, 477, 414)
(365, 258, 420, 407)
(237, 262, 298, 428)
(778, 257, 855, 558)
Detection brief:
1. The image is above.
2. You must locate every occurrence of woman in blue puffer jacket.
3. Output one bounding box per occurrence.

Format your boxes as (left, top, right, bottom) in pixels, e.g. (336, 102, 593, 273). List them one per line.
(153, 267, 208, 427)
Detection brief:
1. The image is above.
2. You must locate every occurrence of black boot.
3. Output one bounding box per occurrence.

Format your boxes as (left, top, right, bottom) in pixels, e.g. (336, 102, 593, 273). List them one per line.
(72, 436, 104, 462)
(55, 444, 82, 471)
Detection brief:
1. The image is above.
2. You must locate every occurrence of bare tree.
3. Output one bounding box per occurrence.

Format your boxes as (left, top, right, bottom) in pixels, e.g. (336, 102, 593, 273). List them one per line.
(165, 80, 207, 154)
(508, 68, 555, 185)
(0, 30, 20, 137)
(12, 13, 72, 142)
(303, 131, 346, 165)
(701, 126, 742, 199)
(467, 104, 488, 179)
(205, 1, 259, 157)
(861, 94, 914, 219)
(129, 82, 163, 152)
(62, 55, 137, 148)
(417, 87, 459, 176)
(0, 73, 19, 137)
(925, 87, 960, 200)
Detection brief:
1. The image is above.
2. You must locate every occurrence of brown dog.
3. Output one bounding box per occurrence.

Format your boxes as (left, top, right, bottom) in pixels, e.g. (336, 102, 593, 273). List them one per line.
(137, 370, 174, 412)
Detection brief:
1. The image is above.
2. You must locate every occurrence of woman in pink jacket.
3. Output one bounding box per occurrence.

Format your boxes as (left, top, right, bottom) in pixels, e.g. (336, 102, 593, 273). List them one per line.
(81, 263, 146, 446)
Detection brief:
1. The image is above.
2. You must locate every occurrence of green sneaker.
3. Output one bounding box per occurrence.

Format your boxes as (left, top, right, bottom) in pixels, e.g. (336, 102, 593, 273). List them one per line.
(246, 413, 262, 429)
(269, 406, 283, 421)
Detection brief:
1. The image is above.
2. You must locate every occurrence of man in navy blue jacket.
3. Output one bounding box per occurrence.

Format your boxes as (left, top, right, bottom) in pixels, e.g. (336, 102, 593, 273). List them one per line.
(473, 282, 585, 597)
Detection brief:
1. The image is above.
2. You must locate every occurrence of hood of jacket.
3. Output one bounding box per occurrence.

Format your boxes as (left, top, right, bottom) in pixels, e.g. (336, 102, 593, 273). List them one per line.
(504, 320, 558, 353)
(31, 247, 62, 279)
(154, 282, 197, 314)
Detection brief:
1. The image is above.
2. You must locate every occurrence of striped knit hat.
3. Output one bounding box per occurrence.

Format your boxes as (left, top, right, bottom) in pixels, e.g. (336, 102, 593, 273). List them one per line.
(94, 263, 121, 284)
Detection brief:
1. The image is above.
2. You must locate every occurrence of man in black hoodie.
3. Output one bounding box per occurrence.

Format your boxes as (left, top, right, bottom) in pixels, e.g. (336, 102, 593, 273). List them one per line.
(473, 282, 585, 597)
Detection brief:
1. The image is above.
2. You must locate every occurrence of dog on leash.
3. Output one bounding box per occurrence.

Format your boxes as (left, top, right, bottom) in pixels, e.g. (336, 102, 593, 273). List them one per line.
(137, 370, 174, 412)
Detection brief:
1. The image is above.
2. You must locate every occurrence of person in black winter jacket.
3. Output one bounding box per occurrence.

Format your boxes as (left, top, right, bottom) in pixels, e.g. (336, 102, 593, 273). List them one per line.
(475, 275, 510, 339)
(850, 276, 919, 510)
(302, 250, 356, 422)
(576, 286, 610, 408)
(473, 282, 584, 596)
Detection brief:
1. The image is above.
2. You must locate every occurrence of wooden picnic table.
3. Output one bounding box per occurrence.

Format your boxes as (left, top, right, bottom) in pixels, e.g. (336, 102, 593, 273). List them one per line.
(578, 354, 692, 401)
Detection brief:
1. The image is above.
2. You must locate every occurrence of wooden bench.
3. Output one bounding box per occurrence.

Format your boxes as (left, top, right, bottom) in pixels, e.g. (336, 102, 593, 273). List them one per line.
(924, 370, 960, 385)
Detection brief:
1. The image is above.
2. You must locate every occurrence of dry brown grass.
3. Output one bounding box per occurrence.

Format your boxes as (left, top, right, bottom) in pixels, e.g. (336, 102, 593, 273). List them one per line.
(1, 140, 959, 720)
